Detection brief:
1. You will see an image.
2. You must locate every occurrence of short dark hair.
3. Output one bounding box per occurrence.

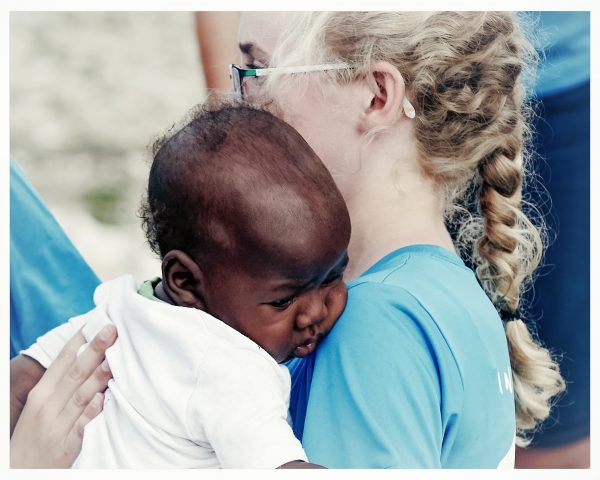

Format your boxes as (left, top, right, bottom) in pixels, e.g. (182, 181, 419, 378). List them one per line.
(139, 98, 347, 267)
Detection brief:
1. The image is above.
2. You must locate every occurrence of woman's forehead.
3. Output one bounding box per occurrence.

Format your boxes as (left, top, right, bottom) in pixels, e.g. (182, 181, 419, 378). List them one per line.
(238, 12, 286, 55)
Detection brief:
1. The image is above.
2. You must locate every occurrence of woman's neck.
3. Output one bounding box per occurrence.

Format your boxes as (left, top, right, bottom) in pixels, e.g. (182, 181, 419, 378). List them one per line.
(341, 165, 456, 281)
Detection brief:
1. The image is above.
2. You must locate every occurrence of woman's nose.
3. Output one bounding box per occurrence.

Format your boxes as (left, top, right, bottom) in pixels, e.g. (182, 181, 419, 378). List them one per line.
(294, 290, 328, 331)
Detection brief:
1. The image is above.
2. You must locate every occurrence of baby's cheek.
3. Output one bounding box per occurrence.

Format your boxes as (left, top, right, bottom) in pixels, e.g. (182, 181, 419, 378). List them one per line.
(326, 283, 348, 326)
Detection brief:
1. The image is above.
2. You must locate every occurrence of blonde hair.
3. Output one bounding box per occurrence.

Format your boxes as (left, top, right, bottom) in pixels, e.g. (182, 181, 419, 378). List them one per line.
(267, 11, 564, 446)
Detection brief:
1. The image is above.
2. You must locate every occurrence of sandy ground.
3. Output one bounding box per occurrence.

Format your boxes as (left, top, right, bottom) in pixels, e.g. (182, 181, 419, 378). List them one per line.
(11, 12, 210, 281)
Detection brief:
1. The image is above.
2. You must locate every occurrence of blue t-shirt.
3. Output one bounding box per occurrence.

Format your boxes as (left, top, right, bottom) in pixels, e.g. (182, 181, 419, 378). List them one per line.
(10, 159, 100, 357)
(287, 245, 515, 468)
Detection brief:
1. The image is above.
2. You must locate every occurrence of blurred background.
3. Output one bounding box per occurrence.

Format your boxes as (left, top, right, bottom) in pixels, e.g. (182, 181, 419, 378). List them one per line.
(11, 12, 209, 281)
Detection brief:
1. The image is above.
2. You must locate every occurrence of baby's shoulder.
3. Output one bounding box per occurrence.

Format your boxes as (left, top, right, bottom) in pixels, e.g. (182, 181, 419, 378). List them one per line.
(197, 332, 289, 391)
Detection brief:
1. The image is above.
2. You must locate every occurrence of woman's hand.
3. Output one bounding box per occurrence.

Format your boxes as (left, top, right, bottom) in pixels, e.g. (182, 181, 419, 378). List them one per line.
(10, 324, 117, 468)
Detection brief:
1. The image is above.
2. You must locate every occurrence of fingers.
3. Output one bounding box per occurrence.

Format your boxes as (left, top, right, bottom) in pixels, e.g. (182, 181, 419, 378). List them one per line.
(36, 328, 87, 390)
(64, 392, 105, 457)
(10, 325, 117, 468)
(59, 358, 112, 432)
(52, 324, 117, 408)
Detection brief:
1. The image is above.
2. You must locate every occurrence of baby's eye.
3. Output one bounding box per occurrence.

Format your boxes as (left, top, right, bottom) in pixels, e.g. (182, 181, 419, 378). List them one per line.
(268, 295, 297, 310)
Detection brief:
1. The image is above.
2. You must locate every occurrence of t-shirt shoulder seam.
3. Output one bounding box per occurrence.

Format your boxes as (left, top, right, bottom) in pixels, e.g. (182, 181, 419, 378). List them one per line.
(351, 251, 471, 290)
(349, 255, 409, 289)
(400, 250, 472, 274)
(381, 254, 411, 283)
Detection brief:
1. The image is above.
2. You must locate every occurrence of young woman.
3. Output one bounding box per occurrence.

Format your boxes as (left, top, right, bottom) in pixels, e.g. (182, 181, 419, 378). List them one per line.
(11, 11, 564, 468)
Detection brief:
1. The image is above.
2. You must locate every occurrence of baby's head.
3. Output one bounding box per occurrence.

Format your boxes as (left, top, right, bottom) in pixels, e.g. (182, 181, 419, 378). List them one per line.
(140, 100, 351, 363)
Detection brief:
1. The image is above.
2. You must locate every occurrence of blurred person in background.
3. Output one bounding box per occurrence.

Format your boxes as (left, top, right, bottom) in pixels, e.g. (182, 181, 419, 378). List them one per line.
(10, 158, 102, 435)
(10, 159, 100, 360)
(194, 12, 241, 91)
(514, 11, 590, 469)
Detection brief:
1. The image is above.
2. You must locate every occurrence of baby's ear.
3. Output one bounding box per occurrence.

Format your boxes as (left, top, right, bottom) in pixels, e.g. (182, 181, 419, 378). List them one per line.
(161, 250, 207, 310)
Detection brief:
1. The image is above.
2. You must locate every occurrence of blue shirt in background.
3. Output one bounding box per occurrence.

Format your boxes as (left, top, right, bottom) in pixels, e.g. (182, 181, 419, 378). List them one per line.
(288, 245, 516, 468)
(10, 159, 100, 357)
(522, 11, 590, 448)
(533, 11, 590, 97)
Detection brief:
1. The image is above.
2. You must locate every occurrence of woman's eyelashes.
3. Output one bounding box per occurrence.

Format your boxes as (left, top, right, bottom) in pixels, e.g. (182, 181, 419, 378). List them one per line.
(243, 54, 269, 70)
(242, 56, 262, 69)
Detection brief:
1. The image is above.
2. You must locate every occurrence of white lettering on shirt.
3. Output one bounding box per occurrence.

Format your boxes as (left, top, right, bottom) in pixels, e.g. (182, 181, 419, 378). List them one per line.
(503, 371, 513, 394)
(497, 370, 513, 395)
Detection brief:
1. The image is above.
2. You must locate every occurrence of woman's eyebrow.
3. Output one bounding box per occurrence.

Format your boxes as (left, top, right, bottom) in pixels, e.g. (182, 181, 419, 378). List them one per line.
(238, 42, 269, 62)
(238, 42, 254, 55)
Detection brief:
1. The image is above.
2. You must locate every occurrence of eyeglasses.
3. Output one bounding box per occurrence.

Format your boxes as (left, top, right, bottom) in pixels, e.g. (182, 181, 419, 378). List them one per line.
(229, 63, 415, 118)
(229, 63, 349, 99)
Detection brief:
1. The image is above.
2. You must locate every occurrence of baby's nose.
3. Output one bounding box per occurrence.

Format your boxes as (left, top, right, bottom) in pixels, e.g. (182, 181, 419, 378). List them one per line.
(295, 290, 327, 331)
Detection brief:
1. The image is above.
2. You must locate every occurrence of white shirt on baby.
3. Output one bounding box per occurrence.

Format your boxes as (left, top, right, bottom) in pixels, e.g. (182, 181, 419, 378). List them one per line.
(22, 275, 307, 468)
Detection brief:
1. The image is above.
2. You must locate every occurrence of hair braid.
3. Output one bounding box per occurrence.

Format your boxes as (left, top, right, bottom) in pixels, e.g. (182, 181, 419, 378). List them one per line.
(477, 122, 565, 446)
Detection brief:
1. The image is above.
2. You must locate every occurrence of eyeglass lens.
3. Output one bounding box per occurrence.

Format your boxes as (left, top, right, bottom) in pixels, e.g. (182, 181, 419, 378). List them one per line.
(230, 68, 262, 100)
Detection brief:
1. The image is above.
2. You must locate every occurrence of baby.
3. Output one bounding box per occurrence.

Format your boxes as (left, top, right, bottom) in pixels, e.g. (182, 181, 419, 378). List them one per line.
(21, 100, 351, 468)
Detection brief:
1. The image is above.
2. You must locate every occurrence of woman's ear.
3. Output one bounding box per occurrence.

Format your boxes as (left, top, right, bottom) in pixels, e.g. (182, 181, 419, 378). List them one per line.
(161, 250, 207, 310)
(360, 61, 413, 131)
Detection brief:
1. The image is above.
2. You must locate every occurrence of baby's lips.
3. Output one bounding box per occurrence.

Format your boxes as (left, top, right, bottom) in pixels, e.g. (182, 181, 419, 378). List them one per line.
(293, 327, 331, 357)
(294, 339, 318, 357)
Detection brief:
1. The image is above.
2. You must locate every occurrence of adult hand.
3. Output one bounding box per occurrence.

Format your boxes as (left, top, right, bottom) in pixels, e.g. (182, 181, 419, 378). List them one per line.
(10, 324, 117, 468)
